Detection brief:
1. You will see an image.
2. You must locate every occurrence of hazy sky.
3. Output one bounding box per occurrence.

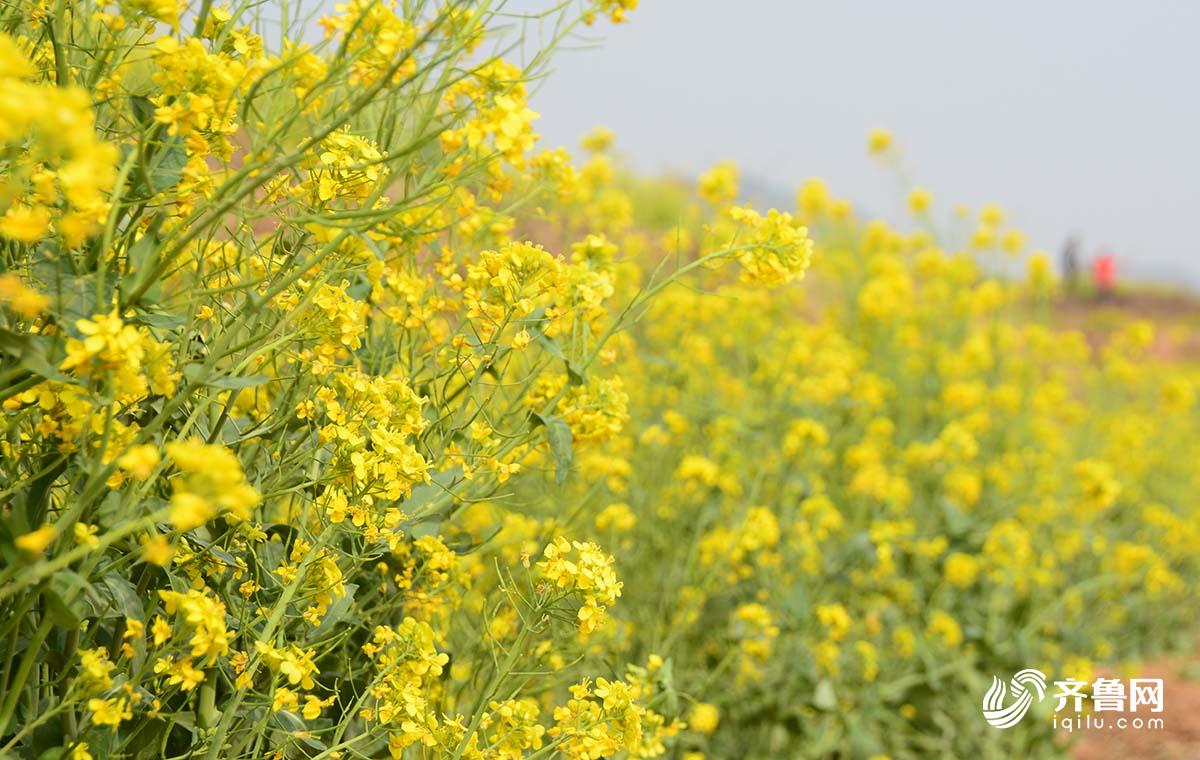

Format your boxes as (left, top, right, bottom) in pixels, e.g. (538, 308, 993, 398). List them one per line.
(513, 1, 1200, 285)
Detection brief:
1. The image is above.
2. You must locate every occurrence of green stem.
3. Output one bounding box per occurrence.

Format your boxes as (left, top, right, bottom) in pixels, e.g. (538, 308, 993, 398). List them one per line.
(451, 621, 533, 760)
(0, 614, 54, 737)
(202, 526, 334, 760)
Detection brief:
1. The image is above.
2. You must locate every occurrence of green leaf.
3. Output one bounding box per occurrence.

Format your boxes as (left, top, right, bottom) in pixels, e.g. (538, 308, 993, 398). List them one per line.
(121, 223, 164, 305)
(22, 454, 66, 531)
(126, 230, 157, 272)
(446, 525, 502, 556)
(0, 518, 19, 567)
(208, 374, 272, 390)
(659, 658, 679, 713)
(534, 412, 573, 485)
(44, 571, 92, 627)
(531, 330, 585, 383)
(127, 312, 185, 329)
(813, 678, 838, 711)
(146, 136, 187, 193)
(534, 330, 565, 361)
(400, 467, 463, 517)
(82, 572, 144, 620)
(182, 364, 270, 390)
(129, 95, 157, 126)
(312, 583, 357, 639)
(273, 711, 328, 751)
(123, 717, 172, 760)
(0, 329, 72, 383)
(408, 519, 442, 539)
(941, 499, 972, 537)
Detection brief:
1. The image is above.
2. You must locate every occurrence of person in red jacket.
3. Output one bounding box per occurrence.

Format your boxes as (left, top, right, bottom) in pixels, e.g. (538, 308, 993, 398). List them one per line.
(1093, 252, 1116, 299)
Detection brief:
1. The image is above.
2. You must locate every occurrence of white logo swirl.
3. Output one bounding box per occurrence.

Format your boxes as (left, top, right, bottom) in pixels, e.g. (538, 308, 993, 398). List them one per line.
(982, 668, 1048, 728)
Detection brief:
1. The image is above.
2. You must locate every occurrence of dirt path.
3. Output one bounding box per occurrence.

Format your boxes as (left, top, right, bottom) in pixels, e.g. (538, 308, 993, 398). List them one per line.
(1050, 288, 1200, 363)
(1072, 659, 1200, 760)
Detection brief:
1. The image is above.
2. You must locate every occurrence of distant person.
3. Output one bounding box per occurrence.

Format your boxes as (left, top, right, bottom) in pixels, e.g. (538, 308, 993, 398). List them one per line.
(1061, 236, 1080, 295)
(1093, 252, 1116, 300)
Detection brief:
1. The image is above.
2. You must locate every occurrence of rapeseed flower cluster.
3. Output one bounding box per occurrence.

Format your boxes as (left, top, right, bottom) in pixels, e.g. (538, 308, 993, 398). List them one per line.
(0, 36, 117, 246)
(489, 138, 1200, 757)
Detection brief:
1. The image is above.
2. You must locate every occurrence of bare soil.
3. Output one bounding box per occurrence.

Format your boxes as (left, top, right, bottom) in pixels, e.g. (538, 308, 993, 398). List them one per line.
(1049, 288, 1200, 362)
(1071, 658, 1200, 760)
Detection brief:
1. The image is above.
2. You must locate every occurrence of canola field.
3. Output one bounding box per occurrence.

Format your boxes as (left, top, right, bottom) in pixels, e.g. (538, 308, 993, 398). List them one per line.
(0, 1, 1197, 759)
